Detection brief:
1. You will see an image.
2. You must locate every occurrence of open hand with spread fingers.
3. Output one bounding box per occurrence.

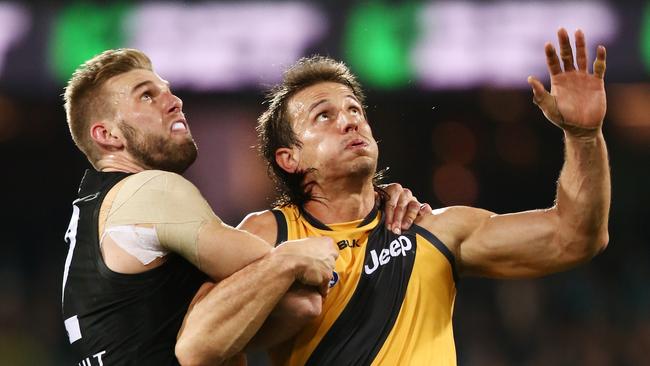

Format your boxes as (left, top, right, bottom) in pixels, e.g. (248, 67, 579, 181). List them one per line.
(527, 28, 607, 138)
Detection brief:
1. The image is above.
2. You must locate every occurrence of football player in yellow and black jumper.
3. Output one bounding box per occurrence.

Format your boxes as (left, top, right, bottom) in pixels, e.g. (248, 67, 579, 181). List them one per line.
(189, 28, 611, 365)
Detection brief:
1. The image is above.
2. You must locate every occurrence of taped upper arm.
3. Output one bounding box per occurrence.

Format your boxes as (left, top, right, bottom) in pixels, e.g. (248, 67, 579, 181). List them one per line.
(105, 170, 218, 268)
(104, 171, 276, 280)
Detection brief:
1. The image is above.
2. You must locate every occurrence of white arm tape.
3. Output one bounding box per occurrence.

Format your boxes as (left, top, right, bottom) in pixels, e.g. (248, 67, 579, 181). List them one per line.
(102, 225, 168, 265)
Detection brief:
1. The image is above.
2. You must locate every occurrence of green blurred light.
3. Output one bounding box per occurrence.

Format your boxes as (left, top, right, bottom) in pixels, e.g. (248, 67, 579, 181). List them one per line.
(642, 3, 650, 73)
(344, 2, 419, 89)
(49, 3, 130, 82)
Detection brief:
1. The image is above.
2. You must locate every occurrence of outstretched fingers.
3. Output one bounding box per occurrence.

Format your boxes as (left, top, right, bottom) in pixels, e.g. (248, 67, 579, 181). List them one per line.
(545, 42, 562, 76)
(575, 29, 588, 71)
(558, 28, 576, 72)
(593, 45, 607, 79)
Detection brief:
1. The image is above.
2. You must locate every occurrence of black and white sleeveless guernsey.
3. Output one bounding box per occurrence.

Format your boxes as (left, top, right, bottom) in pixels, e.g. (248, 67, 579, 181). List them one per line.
(61, 169, 207, 365)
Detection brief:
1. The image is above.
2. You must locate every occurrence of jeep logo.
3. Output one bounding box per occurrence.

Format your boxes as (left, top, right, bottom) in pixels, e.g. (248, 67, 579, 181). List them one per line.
(364, 236, 413, 275)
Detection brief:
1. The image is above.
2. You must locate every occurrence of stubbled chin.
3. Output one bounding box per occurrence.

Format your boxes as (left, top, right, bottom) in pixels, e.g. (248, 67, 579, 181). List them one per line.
(343, 157, 377, 180)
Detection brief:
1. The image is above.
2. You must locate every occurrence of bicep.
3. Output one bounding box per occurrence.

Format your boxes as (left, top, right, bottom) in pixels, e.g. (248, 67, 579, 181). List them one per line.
(106, 171, 274, 280)
(196, 220, 273, 281)
(458, 208, 567, 278)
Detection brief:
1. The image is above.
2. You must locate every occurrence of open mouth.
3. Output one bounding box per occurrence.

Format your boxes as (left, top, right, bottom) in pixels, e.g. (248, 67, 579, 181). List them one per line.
(171, 120, 187, 132)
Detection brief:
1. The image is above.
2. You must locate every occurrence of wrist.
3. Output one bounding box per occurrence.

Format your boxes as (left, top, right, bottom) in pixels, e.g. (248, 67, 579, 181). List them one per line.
(563, 126, 603, 142)
(269, 245, 304, 279)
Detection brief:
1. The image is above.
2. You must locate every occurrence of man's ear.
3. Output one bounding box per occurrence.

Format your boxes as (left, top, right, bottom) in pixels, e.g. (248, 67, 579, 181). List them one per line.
(90, 122, 124, 151)
(275, 147, 299, 173)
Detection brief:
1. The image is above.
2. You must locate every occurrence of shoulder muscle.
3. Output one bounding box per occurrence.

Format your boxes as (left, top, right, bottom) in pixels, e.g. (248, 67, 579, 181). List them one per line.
(414, 205, 494, 256)
(238, 210, 278, 245)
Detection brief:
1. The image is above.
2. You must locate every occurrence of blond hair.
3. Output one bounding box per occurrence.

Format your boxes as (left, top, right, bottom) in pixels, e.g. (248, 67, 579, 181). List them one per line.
(63, 49, 152, 165)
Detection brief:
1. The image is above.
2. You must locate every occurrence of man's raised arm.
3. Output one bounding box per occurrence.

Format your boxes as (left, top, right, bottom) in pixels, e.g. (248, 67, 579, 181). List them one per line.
(417, 28, 609, 279)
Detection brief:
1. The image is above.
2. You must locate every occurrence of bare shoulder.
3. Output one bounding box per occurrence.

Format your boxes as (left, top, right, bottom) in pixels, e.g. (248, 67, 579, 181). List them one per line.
(414, 206, 494, 254)
(237, 210, 278, 245)
(414, 205, 492, 230)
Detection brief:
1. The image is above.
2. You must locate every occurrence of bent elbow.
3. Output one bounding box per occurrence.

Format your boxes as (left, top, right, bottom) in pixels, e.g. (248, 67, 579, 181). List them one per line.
(175, 339, 226, 366)
(302, 302, 322, 322)
(175, 340, 201, 366)
(592, 230, 610, 256)
(281, 284, 323, 321)
(293, 293, 323, 322)
(584, 228, 610, 259)
(570, 230, 610, 262)
(555, 227, 609, 269)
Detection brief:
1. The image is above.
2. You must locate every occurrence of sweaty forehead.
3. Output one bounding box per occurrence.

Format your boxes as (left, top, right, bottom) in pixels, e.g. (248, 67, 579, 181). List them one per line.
(104, 69, 168, 96)
(287, 82, 356, 118)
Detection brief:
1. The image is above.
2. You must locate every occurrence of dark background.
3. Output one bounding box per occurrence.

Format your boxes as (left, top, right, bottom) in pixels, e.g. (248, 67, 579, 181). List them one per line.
(1, 1, 648, 365)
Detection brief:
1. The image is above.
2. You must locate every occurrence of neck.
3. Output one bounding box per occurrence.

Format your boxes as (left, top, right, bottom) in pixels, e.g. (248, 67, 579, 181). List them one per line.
(95, 153, 147, 173)
(302, 177, 376, 224)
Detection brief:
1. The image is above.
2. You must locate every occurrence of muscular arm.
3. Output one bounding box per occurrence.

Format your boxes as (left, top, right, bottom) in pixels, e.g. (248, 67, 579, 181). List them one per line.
(143, 183, 307, 364)
(176, 219, 336, 365)
(418, 28, 610, 279)
(102, 171, 336, 365)
(175, 238, 304, 365)
(237, 211, 324, 350)
(102, 170, 275, 279)
(428, 131, 609, 278)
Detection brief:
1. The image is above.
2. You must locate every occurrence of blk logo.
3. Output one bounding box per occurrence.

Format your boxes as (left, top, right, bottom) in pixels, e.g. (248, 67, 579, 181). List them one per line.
(337, 239, 360, 250)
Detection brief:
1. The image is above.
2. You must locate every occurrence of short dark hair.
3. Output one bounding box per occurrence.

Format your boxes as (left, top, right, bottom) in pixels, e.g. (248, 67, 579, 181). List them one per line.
(257, 55, 387, 207)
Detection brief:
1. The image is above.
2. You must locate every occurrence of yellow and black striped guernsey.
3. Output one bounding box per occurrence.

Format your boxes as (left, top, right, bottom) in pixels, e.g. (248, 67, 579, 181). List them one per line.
(269, 204, 458, 366)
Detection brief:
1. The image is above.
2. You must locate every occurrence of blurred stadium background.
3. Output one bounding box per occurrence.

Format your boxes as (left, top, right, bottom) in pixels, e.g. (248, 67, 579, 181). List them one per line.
(1, 1, 648, 365)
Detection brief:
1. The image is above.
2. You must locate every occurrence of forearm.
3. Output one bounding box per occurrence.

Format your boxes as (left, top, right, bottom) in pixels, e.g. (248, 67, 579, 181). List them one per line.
(555, 130, 610, 253)
(247, 284, 322, 350)
(175, 252, 296, 365)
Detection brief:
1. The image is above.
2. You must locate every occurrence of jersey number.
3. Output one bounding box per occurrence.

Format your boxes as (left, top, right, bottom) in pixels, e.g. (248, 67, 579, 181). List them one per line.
(62, 193, 99, 344)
